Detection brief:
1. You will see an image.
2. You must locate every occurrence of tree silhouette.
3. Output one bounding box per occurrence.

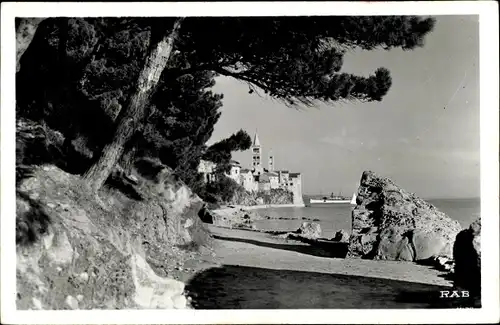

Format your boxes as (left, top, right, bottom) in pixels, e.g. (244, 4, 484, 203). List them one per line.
(203, 129, 252, 173)
(16, 16, 436, 193)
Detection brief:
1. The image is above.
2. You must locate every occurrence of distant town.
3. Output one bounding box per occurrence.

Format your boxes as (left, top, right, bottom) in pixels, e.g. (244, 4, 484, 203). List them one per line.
(198, 132, 304, 205)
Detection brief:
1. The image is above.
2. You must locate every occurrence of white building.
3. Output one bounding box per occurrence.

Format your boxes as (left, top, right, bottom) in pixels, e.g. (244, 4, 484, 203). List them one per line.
(289, 172, 304, 205)
(240, 168, 258, 192)
(278, 170, 290, 190)
(266, 171, 280, 189)
(225, 160, 241, 184)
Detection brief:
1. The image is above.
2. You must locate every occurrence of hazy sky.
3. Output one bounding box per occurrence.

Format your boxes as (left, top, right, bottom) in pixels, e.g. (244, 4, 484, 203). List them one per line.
(208, 15, 479, 199)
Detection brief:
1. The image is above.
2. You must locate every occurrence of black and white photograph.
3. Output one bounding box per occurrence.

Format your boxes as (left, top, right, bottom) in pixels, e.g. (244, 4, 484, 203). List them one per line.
(1, 1, 499, 324)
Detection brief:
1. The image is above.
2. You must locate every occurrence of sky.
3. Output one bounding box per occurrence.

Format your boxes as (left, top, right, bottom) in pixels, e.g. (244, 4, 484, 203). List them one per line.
(207, 15, 480, 199)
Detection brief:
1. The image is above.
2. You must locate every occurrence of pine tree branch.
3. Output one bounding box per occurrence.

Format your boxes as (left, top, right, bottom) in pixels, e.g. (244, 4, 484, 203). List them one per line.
(212, 67, 274, 97)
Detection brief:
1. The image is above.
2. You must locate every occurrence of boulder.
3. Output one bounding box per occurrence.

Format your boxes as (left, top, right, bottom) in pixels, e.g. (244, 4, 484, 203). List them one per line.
(296, 222, 322, 239)
(348, 171, 462, 262)
(453, 217, 481, 295)
(198, 204, 214, 224)
(332, 229, 350, 243)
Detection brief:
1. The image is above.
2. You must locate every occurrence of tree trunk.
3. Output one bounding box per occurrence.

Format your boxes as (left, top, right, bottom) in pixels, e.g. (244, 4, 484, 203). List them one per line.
(16, 18, 45, 72)
(82, 17, 184, 193)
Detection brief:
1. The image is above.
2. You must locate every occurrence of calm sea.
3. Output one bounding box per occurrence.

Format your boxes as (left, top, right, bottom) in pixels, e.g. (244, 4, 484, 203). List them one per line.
(253, 198, 481, 239)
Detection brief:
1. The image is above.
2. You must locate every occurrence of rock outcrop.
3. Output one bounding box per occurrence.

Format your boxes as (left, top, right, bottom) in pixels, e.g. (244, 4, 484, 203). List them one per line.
(348, 171, 462, 262)
(16, 160, 211, 310)
(198, 204, 214, 224)
(209, 206, 263, 229)
(332, 229, 350, 243)
(296, 222, 322, 239)
(453, 217, 481, 295)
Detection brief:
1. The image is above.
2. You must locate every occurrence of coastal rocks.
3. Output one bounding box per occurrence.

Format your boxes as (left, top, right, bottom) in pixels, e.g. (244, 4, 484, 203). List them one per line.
(429, 255, 455, 272)
(234, 222, 258, 231)
(229, 188, 293, 206)
(259, 188, 294, 205)
(276, 222, 323, 241)
(210, 206, 263, 229)
(198, 204, 215, 224)
(295, 222, 322, 239)
(348, 171, 462, 262)
(229, 189, 259, 206)
(332, 229, 350, 243)
(453, 217, 481, 295)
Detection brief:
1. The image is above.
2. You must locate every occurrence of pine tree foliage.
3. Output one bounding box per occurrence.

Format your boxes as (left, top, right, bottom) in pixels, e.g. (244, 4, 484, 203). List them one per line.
(177, 16, 435, 106)
(203, 130, 252, 173)
(16, 16, 436, 192)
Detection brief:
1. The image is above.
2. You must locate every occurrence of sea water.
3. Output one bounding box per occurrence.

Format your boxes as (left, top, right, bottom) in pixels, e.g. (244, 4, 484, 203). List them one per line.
(253, 198, 481, 239)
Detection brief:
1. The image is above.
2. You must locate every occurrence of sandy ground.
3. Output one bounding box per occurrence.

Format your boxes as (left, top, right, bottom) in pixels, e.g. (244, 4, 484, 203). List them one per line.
(180, 225, 477, 309)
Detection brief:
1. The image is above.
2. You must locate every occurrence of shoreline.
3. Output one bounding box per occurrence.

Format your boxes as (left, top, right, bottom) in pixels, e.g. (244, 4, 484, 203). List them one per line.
(215, 203, 305, 212)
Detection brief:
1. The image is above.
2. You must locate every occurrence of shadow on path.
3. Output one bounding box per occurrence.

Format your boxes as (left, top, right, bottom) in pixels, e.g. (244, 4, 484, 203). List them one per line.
(186, 265, 480, 309)
(213, 234, 348, 258)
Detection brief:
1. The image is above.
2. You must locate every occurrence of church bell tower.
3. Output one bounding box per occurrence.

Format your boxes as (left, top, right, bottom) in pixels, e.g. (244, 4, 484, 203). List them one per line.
(251, 131, 262, 171)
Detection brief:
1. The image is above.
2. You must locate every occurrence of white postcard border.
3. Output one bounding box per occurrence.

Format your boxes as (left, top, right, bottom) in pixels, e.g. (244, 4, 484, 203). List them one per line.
(1, 2, 498, 324)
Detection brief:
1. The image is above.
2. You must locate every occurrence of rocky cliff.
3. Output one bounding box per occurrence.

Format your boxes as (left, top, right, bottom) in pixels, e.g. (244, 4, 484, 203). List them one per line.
(16, 158, 212, 310)
(230, 188, 294, 206)
(348, 171, 462, 262)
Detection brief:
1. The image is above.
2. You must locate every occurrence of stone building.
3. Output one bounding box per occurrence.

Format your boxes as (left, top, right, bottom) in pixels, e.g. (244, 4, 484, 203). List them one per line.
(242, 132, 303, 204)
(226, 160, 241, 184)
(197, 131, 304, 205)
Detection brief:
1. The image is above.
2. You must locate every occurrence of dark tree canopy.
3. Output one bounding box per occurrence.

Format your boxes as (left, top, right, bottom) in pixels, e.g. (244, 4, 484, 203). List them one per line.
(16, 18, 224, 188)
(176, 16, 435, 106)
(16, 15, 436, 193)
(203, 129, 252, 173)
(139, 70, 223, 190)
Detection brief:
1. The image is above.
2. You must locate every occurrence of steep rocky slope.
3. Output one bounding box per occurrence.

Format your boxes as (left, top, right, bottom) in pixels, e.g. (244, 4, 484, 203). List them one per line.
(16, 158, 212, 310)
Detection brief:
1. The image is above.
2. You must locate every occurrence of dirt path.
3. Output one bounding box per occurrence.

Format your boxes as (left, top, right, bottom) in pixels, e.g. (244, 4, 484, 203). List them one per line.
(181, 226, 476, 309)
(207, 226, 452, 285)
